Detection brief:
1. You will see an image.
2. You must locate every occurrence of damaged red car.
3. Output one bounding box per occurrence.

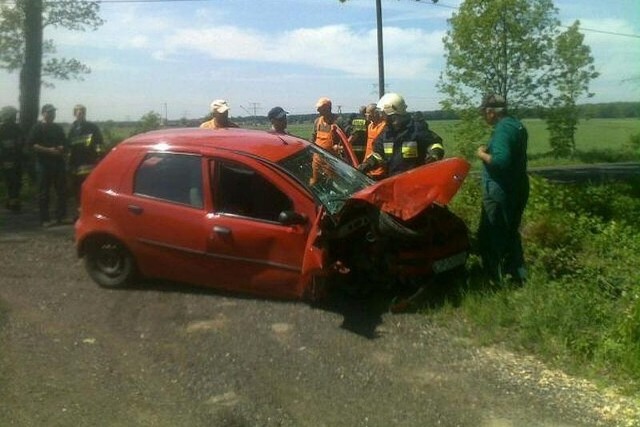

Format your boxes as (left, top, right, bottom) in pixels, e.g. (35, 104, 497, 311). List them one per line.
(75, 128, 470, 301)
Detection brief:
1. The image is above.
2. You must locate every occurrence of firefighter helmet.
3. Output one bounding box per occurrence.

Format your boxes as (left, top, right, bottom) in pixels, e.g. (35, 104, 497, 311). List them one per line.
(376, 93, 407, 116)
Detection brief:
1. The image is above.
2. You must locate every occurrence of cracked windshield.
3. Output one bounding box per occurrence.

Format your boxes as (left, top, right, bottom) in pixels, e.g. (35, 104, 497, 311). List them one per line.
(279, 145, 372, 215)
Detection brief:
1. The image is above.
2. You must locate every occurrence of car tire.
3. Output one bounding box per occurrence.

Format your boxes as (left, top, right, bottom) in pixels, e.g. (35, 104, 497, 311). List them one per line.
(84, 237, 136, 288)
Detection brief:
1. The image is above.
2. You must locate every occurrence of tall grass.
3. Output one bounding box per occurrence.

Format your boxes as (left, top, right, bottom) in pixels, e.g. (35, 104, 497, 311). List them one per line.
(444, 176, 640, 393)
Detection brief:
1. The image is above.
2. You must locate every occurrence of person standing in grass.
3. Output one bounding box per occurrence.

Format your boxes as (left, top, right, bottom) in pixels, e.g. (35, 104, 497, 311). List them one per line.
(476, 93, 529, 284)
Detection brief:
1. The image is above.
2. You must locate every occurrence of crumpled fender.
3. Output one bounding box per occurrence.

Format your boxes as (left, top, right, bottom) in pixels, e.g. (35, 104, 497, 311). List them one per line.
(297, 207, 329, 299)
(346, 157, 470, 221)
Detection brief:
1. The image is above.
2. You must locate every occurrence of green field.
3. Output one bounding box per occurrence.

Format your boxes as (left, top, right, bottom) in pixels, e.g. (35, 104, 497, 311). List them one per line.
(258, 118, 640, 166)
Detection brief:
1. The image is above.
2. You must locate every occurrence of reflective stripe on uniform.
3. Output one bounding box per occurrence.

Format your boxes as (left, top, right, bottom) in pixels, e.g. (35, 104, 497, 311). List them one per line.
(351, 118, 366, 132)
(71, 134, 93, 146)
(75, 164, 95, 176)
(383, 140, 418, 158)
(383, 142, 394, 155)
(401, 141, 418, 158)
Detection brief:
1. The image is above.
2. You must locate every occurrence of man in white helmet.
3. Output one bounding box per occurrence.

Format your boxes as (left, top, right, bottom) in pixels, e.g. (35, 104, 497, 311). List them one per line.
(359, 93, 444, 177)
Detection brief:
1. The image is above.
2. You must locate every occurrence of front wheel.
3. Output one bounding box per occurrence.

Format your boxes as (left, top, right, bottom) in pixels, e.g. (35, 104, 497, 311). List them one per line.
(84, 238, 136, 288)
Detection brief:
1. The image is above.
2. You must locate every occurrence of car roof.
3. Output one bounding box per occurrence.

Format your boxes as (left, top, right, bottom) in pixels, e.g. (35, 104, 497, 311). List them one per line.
(120, 127, 308, 163)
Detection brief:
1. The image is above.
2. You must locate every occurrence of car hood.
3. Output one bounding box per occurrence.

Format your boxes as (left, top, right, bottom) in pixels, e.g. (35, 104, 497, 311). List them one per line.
(346, 157, 470, 221)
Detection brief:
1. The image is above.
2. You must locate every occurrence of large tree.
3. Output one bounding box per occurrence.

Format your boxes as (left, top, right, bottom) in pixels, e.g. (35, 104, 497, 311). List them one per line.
(546, 21, 599, 157)
(0, 0, 104, 132)
(438, 0, 560, 112)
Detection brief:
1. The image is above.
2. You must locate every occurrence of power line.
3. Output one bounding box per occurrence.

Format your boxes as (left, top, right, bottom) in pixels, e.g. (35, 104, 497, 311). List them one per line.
(416, 0, 640, 39)
(576, 27, 640, 39)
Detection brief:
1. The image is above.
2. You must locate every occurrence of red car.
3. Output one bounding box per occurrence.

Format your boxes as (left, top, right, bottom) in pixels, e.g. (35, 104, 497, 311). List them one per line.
(75, 128, 470, 301)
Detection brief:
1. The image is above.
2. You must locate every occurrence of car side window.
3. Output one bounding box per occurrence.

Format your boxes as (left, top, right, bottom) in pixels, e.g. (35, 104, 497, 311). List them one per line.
(213, 160, 292, 222)
(134, 153, 203, 208)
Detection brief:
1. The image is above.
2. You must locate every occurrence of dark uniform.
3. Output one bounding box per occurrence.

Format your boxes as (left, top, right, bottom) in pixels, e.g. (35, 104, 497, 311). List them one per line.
(347, 115, 367, 163)
(369, 117, 443, 177)
(28, 119, 68, 224)
(68, 119, 104, 210)
(478, 115, 529, 283)
(0, 109, 25, 211)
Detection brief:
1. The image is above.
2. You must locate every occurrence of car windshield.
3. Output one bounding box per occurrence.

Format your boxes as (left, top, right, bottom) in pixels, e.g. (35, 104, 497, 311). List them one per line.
(279, 145, 373, 215)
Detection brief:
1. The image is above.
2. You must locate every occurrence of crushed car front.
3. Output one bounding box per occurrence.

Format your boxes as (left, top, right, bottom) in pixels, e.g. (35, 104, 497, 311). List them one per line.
(278, 145, 470, 294)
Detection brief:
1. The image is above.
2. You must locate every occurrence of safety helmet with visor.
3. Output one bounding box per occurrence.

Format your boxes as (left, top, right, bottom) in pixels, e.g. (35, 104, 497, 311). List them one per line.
(376, 93, 407, 116)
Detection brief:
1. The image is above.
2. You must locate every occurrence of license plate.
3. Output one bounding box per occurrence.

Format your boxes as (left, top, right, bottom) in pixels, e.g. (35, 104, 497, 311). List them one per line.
(432, 252, 467, 273)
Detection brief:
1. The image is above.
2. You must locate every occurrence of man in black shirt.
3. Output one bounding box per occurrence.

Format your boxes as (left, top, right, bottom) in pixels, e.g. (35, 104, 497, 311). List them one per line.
(27, 104, 68, 227)
(68, 104, 104, 216)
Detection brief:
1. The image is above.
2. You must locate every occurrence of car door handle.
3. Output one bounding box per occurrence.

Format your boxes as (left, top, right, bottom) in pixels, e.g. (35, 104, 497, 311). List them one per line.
(128, 204, 144, 215)
(213, 226, 231, 236)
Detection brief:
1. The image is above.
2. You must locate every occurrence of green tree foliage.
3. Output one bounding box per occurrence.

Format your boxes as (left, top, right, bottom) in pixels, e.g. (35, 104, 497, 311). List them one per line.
(0, 0, 104, 132)
(546, 21, 599, 157)
(437, 0, 560, 159)
(438, 0, 559, 111)
(0, 0, 103, 79)
(133, 111, 162, 135)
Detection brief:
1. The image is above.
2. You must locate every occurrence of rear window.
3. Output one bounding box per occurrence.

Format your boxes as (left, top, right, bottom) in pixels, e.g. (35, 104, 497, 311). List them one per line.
(134, 153, 203, 208)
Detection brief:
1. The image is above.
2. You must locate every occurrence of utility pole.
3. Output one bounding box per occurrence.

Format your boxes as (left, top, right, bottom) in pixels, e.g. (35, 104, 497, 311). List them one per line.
(374, 0, 439, 100)
(375, 0, 385, 100)
(248, 102, 260, 117)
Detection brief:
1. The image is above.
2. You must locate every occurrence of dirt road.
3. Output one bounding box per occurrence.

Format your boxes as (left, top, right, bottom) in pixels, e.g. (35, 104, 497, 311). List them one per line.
(1, 210, 639, 426)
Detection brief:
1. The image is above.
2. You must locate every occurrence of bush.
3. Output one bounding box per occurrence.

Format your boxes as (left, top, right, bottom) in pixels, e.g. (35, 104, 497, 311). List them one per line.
(444, 173, 640, 391)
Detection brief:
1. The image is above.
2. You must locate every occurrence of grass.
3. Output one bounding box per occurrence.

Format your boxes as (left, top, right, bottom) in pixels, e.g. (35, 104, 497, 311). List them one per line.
(248, 118, 640, 166)
(441, 175, 640, 396)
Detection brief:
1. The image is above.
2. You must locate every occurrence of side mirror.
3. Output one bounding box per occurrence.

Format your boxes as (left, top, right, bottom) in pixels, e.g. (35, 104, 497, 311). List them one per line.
(278, 210, 308, 226)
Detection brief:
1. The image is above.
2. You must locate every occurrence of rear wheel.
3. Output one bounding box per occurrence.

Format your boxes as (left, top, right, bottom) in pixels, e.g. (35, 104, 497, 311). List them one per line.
(84, 238, 136, 288)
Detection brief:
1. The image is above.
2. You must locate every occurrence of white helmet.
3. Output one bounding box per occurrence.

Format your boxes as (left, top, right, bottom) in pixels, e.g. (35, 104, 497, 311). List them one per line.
(376, 93, 407, 116)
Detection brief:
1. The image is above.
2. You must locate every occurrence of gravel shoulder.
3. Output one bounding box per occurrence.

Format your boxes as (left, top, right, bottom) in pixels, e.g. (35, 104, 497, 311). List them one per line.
(1, 205, 639, 426)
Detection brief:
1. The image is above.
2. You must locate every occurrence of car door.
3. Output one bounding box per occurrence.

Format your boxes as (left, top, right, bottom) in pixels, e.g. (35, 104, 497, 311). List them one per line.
(117, 151, 215, 284)
(203, 156, 315, 299)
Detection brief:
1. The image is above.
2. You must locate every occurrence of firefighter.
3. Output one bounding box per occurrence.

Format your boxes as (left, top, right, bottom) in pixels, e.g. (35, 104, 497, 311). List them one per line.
(310, 97, 344, 155)
(347, 106, 368, 162)
(28, 104, 68, 227)
(68, 104, 104, 218)
(359, 93, 444, 177)
(0, 106, 25, 212)
(476, 93, 529, 284)
(359, 103, 386, 180)
(309, 97, 345, 185)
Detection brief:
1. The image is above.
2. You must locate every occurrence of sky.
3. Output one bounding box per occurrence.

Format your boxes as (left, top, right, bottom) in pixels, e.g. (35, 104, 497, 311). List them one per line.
(1, 0, 639, 122)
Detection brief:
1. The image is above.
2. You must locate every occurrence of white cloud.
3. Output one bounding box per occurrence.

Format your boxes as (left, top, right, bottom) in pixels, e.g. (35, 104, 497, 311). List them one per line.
(160, 24, 443, 79)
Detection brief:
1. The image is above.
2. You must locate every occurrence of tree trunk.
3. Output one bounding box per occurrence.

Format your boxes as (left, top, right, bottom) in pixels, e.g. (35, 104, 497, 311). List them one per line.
(20, 0, 43, 135)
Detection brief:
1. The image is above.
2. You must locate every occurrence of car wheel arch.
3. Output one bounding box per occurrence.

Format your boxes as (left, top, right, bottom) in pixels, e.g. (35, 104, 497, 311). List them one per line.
(81, 233, 139, 288)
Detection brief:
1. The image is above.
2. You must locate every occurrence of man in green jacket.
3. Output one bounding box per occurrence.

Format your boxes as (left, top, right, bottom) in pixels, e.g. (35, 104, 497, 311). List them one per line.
(476, 93, 529, 284)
